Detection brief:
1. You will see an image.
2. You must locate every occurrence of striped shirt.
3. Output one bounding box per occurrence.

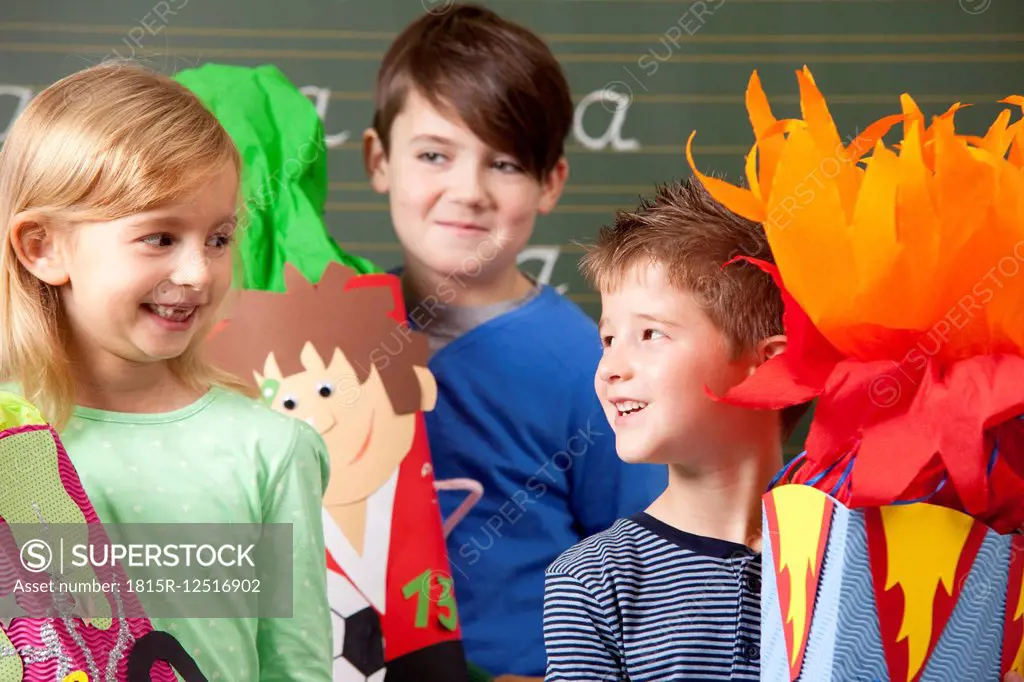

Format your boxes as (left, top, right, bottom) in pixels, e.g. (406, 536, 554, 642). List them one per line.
(543, 513, 761, 681)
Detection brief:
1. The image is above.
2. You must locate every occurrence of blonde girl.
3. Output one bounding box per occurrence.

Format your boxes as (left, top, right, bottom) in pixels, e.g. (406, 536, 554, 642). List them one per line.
(0, 61, 332, 681)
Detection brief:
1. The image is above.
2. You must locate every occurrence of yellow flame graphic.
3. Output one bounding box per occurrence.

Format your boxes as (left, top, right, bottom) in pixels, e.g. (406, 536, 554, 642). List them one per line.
(1012, 566, 1024, 673)
(774, 485, 829, 668)
(879, 505, 974, 681)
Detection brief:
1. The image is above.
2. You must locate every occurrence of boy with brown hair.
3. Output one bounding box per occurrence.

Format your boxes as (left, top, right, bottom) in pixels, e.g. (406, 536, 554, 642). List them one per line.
(543, 178, 807, 681)
(362, 4, 666, 679)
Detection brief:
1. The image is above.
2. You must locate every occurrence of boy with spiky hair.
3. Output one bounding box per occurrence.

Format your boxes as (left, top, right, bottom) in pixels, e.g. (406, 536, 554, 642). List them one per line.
(543, 179, 808, 681)
(362, 4, 666, 678)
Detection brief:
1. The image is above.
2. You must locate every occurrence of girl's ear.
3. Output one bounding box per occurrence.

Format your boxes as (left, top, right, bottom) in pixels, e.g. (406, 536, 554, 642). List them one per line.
(9, 212, 70, 286)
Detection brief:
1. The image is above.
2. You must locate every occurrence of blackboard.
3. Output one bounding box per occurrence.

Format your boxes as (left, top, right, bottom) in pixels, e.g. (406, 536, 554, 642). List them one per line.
(2, 0, 1022, 453)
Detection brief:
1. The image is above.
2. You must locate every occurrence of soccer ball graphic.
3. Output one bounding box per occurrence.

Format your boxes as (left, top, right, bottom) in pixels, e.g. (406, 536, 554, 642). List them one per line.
(332, 605, 386, 682)
(328, 570, 386, 682)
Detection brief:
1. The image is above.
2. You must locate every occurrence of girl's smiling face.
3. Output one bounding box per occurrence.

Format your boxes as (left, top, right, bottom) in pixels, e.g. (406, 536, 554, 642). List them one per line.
(55, 163, 238, 366)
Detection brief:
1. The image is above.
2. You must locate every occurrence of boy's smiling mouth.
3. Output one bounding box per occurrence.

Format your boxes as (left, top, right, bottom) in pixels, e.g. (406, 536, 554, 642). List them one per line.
(436, 220, 488, 234)
(610, 398, 649, 416)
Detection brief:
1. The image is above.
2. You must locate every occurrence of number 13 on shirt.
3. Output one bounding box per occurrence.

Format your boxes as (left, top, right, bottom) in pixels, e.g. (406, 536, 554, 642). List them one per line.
(401, 569, 458, 632)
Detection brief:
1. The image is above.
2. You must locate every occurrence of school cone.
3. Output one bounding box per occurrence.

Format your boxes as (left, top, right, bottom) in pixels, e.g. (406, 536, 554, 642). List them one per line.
(180, 64, 481, 682)
(0, 391, 203, 681)
(687, 68, 1024, 681)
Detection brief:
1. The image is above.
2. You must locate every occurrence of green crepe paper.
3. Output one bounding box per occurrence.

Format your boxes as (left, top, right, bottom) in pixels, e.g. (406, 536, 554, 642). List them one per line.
(174, 63, 381, 292)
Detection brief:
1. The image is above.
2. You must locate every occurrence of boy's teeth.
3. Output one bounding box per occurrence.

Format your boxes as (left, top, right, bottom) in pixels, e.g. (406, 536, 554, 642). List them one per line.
(617, 400, 649, 415)
(148, 304, 194, 321)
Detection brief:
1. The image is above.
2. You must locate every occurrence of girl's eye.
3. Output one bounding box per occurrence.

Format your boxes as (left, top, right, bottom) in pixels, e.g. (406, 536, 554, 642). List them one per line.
(601, 335, 614, 348)
(318, 383, 333, 398)
(142, 234, 174, 247)
(281, 396, 298, 410)
(208, 232, 235, 249)
(643, 329, 665, 341)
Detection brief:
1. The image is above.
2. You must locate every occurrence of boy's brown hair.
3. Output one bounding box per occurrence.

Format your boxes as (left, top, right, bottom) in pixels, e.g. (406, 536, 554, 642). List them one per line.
(580, 177, 810, 440)
(371, 3, 572, 180)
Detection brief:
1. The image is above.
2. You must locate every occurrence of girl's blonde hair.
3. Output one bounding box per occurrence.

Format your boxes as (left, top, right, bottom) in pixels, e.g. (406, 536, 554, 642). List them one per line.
(0, 61, 252, 430)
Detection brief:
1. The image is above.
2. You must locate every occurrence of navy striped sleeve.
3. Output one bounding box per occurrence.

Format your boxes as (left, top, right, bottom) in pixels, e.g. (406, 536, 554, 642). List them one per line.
(541, 515, 761, 682)
(543, 569, 623, 682)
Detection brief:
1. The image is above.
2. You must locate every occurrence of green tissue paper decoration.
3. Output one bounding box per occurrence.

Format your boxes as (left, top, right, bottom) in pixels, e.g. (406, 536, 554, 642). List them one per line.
(174, 63, 381, 292)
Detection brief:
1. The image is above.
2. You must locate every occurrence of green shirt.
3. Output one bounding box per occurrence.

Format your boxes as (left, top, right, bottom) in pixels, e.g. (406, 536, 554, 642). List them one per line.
(59, 386, 333, 681)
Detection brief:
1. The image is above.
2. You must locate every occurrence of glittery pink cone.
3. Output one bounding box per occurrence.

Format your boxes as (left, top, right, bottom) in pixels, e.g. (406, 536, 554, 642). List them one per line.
(0, 395, 192, 681)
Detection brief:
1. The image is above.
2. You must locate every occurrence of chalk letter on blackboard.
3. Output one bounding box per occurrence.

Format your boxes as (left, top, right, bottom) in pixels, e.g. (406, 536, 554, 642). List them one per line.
(299, 85, 351, 149)
(0, 86, 33, 143)
(517, 246, 568, 294)
(572, 89, 640, 152)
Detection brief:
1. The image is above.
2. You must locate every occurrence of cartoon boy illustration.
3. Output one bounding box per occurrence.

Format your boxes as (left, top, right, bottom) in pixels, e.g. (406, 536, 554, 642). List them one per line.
(205, 262, 477, 682)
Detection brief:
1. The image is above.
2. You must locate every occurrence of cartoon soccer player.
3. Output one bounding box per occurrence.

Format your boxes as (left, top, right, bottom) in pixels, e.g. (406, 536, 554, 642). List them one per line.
(175, 61, 481, 682)
(205, 261, 478, 682)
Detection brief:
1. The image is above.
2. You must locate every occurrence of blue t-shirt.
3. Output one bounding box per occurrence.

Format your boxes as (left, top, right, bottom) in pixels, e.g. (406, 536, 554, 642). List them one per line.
(418, 285, 667, 676)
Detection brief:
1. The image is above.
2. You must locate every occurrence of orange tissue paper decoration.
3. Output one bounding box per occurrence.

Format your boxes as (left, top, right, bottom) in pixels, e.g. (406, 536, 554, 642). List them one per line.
(686, 67, 1024, 533)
